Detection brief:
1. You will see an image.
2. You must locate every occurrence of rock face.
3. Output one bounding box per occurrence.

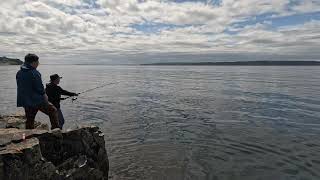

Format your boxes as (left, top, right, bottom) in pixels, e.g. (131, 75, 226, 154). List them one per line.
(0, 114, 48, 130)
(0, 115, 109, 180)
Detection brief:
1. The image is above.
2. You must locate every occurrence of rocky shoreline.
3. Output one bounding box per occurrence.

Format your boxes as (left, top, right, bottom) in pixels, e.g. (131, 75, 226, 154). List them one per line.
(0, 115, 109, 180)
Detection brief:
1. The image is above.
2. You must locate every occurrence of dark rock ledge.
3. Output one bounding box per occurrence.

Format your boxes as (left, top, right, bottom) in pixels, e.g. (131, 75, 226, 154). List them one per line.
(0, 115, 109, 180)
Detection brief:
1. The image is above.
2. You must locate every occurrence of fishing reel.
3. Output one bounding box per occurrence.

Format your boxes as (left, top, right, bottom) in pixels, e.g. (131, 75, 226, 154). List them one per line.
(71, 96, 78, 102)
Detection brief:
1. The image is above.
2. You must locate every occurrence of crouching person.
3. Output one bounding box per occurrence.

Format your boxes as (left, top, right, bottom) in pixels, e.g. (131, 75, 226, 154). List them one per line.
(46, 74, 78, 129)
(16, 54, 60, 129)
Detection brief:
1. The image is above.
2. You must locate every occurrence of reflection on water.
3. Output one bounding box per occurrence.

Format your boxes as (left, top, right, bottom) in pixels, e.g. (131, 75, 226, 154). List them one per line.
(1, 65, 320, 180)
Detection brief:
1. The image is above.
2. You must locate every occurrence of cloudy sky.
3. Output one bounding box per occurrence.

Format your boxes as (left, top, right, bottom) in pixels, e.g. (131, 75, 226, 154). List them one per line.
(0, 0, 320, 64)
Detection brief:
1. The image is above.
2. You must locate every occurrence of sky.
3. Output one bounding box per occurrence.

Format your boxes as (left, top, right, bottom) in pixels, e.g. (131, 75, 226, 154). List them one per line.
(0, 0, 320, 64)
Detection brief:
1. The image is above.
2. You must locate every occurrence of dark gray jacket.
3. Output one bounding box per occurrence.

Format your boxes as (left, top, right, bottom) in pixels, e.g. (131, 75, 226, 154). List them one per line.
(46, 83, 77, 109)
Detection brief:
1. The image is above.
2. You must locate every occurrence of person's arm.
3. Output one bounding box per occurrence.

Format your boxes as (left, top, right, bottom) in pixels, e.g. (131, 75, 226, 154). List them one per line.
(32, 71, 48, 103)
(60, 96, 68, 100)
(44, 93, 49, 103)
(32, 71, 45, 95)
(59, 86, 78, 96)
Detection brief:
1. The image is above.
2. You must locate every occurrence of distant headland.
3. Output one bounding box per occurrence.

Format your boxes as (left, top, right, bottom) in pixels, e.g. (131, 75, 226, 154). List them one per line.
(141, 61, 320, 66)
(0, 56, 23, 65)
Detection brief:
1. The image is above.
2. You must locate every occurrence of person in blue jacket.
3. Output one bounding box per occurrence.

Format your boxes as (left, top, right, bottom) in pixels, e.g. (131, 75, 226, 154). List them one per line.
(16, 54, 60, 129)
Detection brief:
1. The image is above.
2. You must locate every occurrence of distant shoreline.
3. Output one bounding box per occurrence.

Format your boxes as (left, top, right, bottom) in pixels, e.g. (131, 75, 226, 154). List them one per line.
(141, 61, 320, 66)
(0, 57, 23, 66)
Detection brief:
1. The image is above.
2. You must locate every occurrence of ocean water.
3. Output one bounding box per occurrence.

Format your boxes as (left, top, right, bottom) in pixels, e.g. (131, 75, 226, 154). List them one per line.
(1, 65, 320, 180)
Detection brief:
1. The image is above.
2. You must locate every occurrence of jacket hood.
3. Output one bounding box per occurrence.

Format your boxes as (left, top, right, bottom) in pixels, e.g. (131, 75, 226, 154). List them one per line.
(20, 63, 34, 71)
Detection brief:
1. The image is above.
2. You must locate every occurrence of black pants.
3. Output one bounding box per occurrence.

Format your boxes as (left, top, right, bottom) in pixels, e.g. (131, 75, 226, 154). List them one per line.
(24, 103, 59, 129)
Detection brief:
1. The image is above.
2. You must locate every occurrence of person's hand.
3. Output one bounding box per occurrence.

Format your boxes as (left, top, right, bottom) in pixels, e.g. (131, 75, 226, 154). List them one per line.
(44, 94, 49, 104)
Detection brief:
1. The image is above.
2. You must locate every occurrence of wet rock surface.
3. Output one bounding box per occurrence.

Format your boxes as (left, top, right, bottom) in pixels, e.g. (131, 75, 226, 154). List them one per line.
(0, 115, 109, 180)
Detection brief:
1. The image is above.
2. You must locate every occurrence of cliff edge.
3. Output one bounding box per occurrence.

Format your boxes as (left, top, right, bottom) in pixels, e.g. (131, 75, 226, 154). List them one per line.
(0, 115, 109, 180)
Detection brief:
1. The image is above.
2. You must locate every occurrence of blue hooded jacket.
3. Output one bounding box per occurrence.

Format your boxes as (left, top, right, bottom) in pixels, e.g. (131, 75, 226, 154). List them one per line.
(16, 63, 45, 107)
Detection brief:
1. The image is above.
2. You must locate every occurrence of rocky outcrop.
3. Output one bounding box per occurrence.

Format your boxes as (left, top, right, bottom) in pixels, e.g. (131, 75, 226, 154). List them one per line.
(0, 114, 48, 130)
(0, 57, 23, 65)
(0, 115, 109, 180)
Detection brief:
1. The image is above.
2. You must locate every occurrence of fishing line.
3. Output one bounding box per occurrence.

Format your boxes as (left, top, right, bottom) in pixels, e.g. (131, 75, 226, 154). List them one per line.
(60, 81, 118, 128)
(62, 82, 118, 102)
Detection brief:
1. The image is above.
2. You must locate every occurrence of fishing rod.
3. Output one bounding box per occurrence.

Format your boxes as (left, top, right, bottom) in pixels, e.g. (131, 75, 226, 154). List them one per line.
(79, 82, 117, 94)
(62, 82, 118, 102)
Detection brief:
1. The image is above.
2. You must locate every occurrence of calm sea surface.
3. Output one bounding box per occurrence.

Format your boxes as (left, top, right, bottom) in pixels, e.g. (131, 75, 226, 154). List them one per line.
(1, 65, 320, 180)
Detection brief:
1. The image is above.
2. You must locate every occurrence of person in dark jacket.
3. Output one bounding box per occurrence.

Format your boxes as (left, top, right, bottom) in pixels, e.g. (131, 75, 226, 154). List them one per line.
(46, 74, 78, 129)
(16, 54, 60, 129)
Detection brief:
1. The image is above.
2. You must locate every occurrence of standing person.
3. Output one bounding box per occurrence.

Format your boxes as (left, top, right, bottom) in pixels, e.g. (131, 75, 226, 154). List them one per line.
(45, 74, 78, 129)
(16, 54, 60, 129)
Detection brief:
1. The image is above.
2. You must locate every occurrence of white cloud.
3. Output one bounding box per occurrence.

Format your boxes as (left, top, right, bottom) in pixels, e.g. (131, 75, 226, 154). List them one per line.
(0, 0, 319, 62)
(291, 0, 320, 13)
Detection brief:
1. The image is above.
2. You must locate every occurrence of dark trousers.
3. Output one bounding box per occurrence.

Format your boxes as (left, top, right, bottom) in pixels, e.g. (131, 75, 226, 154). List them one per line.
(57, 108, 65, 129)
(24, 103, 60, 129)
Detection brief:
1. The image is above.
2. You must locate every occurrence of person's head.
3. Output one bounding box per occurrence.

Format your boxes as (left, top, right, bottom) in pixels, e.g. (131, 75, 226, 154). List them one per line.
(24, 54, 39, 68)
(50, 74, 62, 85)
